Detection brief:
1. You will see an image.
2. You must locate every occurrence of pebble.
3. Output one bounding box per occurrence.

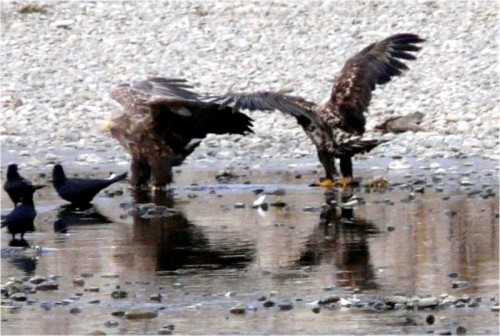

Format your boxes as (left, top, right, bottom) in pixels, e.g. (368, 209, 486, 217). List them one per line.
(124, 309, 158, 320)
(150, 294, 162, 302)
(111, 290, 128, 299)
(456, 326, 467, 335)
(451, 281, 470, 289)
(70, 307, 82, 315)
(234, 203, 245, 209)
(158, 329, 172, 335)
(229, 303, 246, 315)
(73, 278, 85, 286)
(29, 276, 47, 285)
(104, 320, 119, 328)
(10, 293, 27, 301)
(35, 280, 59, 291)
(417, 297, 439, 309)
(263, 300, 275, 308)
(319, 295, 341, 305)
(277, 301, 294, 311)
(50, 19, 74, 28)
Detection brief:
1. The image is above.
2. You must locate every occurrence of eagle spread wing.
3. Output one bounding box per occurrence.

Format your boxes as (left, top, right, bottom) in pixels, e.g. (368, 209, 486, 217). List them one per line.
(206, 33, 423, 182)
(108, 77, 253, 188)
(329, 33, 425, 134)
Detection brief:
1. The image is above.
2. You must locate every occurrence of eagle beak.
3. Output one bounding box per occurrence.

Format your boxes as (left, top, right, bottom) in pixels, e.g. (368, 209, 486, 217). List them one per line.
(102, 120, 112, 132)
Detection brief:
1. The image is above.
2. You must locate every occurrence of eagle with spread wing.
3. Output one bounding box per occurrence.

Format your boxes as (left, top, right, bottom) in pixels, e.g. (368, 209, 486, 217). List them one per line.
(208, 33, 424, 187)
(106, 78, 254, 189)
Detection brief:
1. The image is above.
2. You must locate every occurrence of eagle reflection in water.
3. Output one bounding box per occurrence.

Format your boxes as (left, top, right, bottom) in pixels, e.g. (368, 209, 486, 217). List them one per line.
(131, 190, 255, 272)
(298, 190, 380, 290)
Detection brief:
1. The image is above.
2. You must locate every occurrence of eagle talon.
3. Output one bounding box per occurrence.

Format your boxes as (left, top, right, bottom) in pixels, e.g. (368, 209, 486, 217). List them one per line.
(318, 178, 335, 188)
(333, 177, 354, 189)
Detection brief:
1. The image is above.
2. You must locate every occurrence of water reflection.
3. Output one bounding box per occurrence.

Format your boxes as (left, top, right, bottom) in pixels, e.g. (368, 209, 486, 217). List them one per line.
(54, 204, 112, 233)
(1, 242, 39, 275)
(127, 189, 255, 272)
(299, 190, 380, 290)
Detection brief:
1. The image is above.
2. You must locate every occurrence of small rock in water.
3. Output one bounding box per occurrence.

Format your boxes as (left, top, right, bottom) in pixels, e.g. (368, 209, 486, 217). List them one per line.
(104, 320, 119, 328)
(278, 301, 294, 311)
(263, 300, 275, 308)
(451, 280, 470, 289)
(111, 290, 128, 299)
(417, 297, 439, 309)
(319, 295, 340, 305)
(10, 293, 27, 301)
(36, 280, 59, 291)
(70, 307, 82, 314)
(229, 303, 246, 315)
(29, 276, 47, 285)
(101, 273, 119, 279)
(73, 277, 85, 286)
(426, 314, 435, 325)
(125, 309, 158, 320)
(456, 326, 467, 335)
(234, 203, 245, 209)
(150, 294, 162, 302)
(158, 329, 172, 335)
(491, 305, 500, 312)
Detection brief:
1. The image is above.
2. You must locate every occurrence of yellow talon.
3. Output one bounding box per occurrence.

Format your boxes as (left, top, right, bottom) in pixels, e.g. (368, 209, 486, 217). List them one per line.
(333, 177, 353, 189)
(318, 178, 335, 188)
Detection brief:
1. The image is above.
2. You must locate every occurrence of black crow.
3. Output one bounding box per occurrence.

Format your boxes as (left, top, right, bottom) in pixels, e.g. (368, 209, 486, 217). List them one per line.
(1, 185, 44, 240)
(52, 164, 127, 208)
(3, 163, 44, 206)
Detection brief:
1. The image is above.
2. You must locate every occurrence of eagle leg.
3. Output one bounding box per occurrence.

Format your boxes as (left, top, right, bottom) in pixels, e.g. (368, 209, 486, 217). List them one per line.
(131, 158, 151, 189)
(315, 149, 337, 188)
(149, 158, 174, 190)
(333, 156, 355, 189)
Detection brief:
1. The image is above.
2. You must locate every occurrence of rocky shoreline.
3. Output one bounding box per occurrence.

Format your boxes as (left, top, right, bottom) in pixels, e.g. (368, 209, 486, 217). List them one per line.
(1, 1, 498, 172)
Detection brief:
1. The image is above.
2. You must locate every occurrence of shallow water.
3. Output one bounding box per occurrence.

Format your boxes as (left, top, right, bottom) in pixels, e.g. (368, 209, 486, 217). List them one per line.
(1, 157, 499, 335)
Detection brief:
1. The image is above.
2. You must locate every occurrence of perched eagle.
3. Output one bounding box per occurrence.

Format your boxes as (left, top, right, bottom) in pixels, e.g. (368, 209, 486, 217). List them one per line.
(106, 78, 254, 189)
(208, 33, 424, 186)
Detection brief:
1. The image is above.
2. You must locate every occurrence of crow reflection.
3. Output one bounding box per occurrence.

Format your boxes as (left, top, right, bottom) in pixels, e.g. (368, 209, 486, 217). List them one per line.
(298, 190, 380, 290)
(132, 190, 254, 272)
(2, 241, 39, 275)
(54, 204, 112, 233)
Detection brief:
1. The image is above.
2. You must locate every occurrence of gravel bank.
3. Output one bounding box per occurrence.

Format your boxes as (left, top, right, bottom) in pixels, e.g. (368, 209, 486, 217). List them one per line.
(1, 1, 498, 171)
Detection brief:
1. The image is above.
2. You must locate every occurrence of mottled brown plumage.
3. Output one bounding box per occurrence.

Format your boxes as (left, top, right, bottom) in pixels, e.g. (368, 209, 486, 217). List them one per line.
(208, 33, 424, 182)
(107, 78, 254, 188)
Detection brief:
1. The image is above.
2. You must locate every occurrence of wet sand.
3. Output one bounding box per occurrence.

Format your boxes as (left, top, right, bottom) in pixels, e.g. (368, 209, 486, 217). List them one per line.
(1, 157, 498, 335)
